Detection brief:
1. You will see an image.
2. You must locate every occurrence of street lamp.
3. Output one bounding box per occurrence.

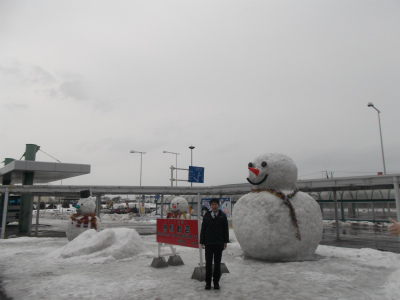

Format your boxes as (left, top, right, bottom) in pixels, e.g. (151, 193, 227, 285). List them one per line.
(130, 150, 146, 186)
(367, 102, 387, 175)
(163, 151, 179, 186)
(189, 145, 195, 186)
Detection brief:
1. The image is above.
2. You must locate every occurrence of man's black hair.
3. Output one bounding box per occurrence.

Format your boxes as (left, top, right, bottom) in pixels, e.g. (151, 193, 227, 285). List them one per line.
(209, 198, 220, 206)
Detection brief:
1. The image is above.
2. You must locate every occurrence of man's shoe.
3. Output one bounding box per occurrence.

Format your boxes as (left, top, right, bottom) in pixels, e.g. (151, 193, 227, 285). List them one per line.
(214, 283, 220, 290)
(205, 284, 211, 290)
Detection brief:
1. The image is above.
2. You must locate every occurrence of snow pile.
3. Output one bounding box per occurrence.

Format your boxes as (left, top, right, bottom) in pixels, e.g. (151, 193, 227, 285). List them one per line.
(316, 244, 400, 267)
(100, 213, 157, 223)
(49, 228, 145, 263)
(324, 219, 389, 228)
(100, 213, 127, 222)
(316, 245, 400, 299)
(385, 269, 400, 298)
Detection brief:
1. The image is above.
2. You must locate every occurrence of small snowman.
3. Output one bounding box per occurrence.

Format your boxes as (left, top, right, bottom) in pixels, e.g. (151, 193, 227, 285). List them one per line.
(232, 153, 323, 261)
(166, 197, 192, 219)
(66, 197, 101, 241)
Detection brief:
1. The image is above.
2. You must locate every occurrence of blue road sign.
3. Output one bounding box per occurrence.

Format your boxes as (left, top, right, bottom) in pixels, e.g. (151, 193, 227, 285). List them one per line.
(188, 166, 204, 183)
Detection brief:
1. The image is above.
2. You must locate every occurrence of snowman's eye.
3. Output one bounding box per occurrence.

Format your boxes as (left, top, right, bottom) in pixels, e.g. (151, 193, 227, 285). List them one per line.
(261, 161, 267, 167)
(248, 162, 253, 168)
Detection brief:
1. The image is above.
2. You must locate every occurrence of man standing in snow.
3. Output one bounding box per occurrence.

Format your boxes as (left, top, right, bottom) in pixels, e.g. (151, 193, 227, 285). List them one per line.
(200, 198, 229, 290)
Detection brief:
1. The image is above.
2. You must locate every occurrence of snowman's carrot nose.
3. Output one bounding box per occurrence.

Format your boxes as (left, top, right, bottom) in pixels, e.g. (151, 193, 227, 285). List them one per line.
(248, 167, 259, 176)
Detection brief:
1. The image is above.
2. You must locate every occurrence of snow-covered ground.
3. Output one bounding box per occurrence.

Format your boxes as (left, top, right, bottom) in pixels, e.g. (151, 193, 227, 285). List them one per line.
(323, 219, 391, 228)
(0, 215, 400, 300)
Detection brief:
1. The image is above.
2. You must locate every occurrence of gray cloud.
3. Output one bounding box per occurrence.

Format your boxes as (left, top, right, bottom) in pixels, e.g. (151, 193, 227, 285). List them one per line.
(59, 80, 87, 101)
(0, 65, 23, 78)
(29, 65, 56, 85)
(2, 102, 28, 110)
(1, 61, 88, 102)
(0, 62, 55, 86)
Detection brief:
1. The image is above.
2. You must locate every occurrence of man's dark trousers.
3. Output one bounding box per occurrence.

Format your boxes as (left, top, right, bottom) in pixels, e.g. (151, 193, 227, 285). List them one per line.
(205, 244, 224, 285)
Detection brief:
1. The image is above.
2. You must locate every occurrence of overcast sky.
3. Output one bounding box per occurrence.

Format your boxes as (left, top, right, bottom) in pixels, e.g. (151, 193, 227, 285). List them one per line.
(1, 0, 399, 187)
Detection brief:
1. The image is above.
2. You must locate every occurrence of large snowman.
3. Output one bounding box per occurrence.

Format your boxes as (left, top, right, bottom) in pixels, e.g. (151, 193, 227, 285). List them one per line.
(232, 153, 323, 261)
(66, 197, 101, 241)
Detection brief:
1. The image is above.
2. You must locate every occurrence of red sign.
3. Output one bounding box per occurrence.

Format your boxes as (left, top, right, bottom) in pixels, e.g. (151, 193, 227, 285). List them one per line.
(156, 218, 199, 248)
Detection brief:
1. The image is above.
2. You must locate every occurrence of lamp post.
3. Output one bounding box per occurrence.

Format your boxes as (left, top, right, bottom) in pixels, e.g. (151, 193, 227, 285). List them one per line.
(130, 150, 146, 186)
(163, 151, 179, 186)
(189, 145, 195, 187)
(367, 102, 387, 175)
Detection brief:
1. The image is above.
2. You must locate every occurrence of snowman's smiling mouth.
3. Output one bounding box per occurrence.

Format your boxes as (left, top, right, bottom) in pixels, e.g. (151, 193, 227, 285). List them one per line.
(247, 174, 268, 185)
(170, 206, 179, 213)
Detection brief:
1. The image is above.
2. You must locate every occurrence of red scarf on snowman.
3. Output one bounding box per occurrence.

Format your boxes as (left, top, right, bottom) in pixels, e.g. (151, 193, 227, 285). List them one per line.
(70, 213, 97, 230)
(251, 188, 301, 241)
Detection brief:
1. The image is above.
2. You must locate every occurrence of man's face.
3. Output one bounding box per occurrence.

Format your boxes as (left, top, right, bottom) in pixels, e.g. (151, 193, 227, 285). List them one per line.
(210, 202, 219, 213)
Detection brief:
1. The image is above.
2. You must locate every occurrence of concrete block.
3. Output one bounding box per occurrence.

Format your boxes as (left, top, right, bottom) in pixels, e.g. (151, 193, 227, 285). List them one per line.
(191, 266, 206, 281)
(167, 255, 184, 266)
(151, 257, 168, 268)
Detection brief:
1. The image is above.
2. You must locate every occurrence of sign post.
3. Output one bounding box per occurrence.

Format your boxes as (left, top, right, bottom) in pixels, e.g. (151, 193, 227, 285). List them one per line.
(198, 191, 204, 267)
(191, 191, 206, 281)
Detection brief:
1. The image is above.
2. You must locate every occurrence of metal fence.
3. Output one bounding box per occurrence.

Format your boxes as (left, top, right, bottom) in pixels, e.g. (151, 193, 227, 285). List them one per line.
(319, 200, 396, 222)
(155, 190, 397, 222)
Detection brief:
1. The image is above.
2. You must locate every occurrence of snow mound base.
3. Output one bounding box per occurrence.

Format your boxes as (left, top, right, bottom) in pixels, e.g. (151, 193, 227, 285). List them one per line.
(49, 228, 146, 262)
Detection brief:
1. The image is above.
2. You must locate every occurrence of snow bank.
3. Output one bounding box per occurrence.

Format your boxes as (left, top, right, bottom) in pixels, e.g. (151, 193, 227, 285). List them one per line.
(384, 269, 400, 298)
(323, 220, 389, 228)
(316, 244, 400, 268)
(316, 245, 400, 297)
(100, 213, 157, 223)
(1, 216, 399, 300)
(0, 231, 399, 299)
(48, 228, 145, 263)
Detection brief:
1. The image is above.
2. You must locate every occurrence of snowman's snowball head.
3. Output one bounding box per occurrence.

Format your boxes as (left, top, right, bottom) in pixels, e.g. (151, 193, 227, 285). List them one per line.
(247, 153, 297, 190)
(170, 197, 189, 213)
(76, 197, 97, 214)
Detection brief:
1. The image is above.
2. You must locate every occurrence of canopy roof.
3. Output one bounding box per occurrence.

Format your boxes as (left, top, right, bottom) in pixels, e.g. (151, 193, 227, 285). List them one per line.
(0, 160, 90, 184)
